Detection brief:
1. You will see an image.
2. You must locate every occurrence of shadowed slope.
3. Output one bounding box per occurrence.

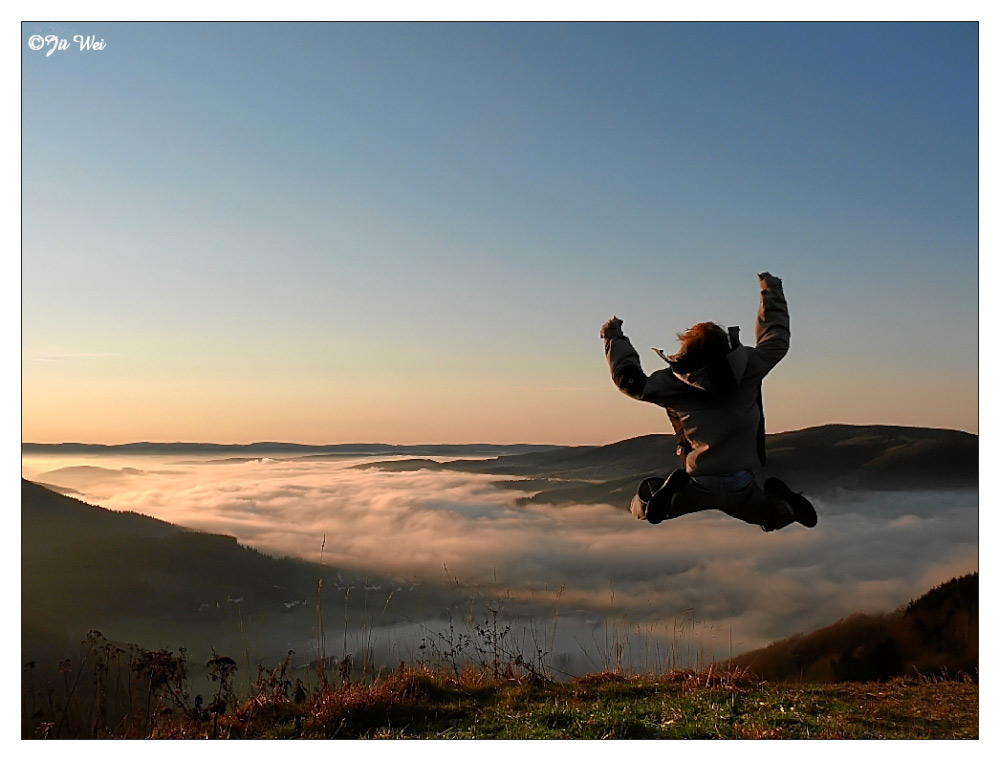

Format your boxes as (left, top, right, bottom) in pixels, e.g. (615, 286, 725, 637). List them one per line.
(722, 574, 978, 682)
(21, 478, 181, 548)
(21, 481, 453, 672)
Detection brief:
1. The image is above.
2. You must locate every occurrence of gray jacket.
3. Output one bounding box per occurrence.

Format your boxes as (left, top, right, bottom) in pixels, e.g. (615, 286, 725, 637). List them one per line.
(603, 273, 790, 477)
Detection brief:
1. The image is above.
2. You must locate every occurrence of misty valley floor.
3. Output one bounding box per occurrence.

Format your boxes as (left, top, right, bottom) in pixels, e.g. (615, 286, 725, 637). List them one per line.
(21, 434, 979, 684)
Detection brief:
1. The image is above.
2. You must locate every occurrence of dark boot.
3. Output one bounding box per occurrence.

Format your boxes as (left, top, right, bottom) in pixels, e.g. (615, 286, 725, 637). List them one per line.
(630, 476, 665, 521)
(764, 477, 817, 527)
(646, 469, 691, 524)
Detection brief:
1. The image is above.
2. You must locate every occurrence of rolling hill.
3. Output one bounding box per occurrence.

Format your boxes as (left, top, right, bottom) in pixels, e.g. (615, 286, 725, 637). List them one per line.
(356, 424, 977, 506)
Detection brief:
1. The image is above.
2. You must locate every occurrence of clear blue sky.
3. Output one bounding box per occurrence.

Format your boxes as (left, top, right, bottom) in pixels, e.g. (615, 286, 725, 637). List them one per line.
(21, 21, 979, 443)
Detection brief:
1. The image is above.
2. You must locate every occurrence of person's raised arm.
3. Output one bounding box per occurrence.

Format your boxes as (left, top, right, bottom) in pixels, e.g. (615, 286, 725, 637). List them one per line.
(754, 272, 790, 371)
(601, 316, 648, 399)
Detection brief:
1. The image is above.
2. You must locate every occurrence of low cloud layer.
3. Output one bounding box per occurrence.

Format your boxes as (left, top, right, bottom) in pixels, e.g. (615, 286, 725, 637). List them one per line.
(24, 453, 979, 660)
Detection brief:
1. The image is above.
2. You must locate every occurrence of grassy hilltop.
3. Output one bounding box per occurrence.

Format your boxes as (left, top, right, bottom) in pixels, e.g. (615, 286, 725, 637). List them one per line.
(23, 638, 977, 739)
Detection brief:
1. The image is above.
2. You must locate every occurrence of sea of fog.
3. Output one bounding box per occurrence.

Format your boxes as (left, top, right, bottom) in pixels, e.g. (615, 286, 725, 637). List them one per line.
(22, 450, 979, 676)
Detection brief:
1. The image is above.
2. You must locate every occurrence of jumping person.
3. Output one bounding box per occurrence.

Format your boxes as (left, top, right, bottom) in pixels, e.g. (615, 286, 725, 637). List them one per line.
(601, 272, 817, 531)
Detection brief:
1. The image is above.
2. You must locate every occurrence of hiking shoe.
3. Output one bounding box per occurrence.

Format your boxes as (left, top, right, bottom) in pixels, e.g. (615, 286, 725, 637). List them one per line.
(764, 477, 817, 528)
(631, 476, 665, 521)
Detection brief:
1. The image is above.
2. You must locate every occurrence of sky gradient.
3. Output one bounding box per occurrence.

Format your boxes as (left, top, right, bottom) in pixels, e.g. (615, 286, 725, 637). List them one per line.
(21, 22, 979, 444)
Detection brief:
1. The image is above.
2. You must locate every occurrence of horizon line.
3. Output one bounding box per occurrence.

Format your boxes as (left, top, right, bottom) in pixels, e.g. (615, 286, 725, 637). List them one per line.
(20, 422, 979, 450)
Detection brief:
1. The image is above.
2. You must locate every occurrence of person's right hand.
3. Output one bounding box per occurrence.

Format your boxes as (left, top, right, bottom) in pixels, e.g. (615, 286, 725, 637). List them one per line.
(601, 316, 623, 338)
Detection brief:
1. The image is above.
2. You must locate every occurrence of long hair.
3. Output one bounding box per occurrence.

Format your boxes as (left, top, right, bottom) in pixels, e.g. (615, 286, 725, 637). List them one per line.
(669, 322, 731, 371)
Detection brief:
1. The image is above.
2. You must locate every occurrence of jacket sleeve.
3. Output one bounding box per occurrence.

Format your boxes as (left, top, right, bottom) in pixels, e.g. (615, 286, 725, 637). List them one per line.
(752, 272, 790, 374)
(602, 321, 681, 403)
(602, 321, 648, 399)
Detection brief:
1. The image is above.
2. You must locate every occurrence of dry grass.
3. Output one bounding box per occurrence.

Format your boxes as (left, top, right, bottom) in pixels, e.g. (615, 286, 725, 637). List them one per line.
(23, 637, 977, 740)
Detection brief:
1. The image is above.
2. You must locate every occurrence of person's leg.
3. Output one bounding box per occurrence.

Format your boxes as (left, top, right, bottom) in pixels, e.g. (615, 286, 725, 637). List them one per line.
(723, 479, 797, 531)
(662, 476, 724, 521)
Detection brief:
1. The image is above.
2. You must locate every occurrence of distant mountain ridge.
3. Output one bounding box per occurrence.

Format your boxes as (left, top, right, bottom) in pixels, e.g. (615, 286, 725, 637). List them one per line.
(23, 425, 977, 509)
(21, 441, 560, 456)
(761, 424, 977, 492)
(355, 424, 977, 506)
